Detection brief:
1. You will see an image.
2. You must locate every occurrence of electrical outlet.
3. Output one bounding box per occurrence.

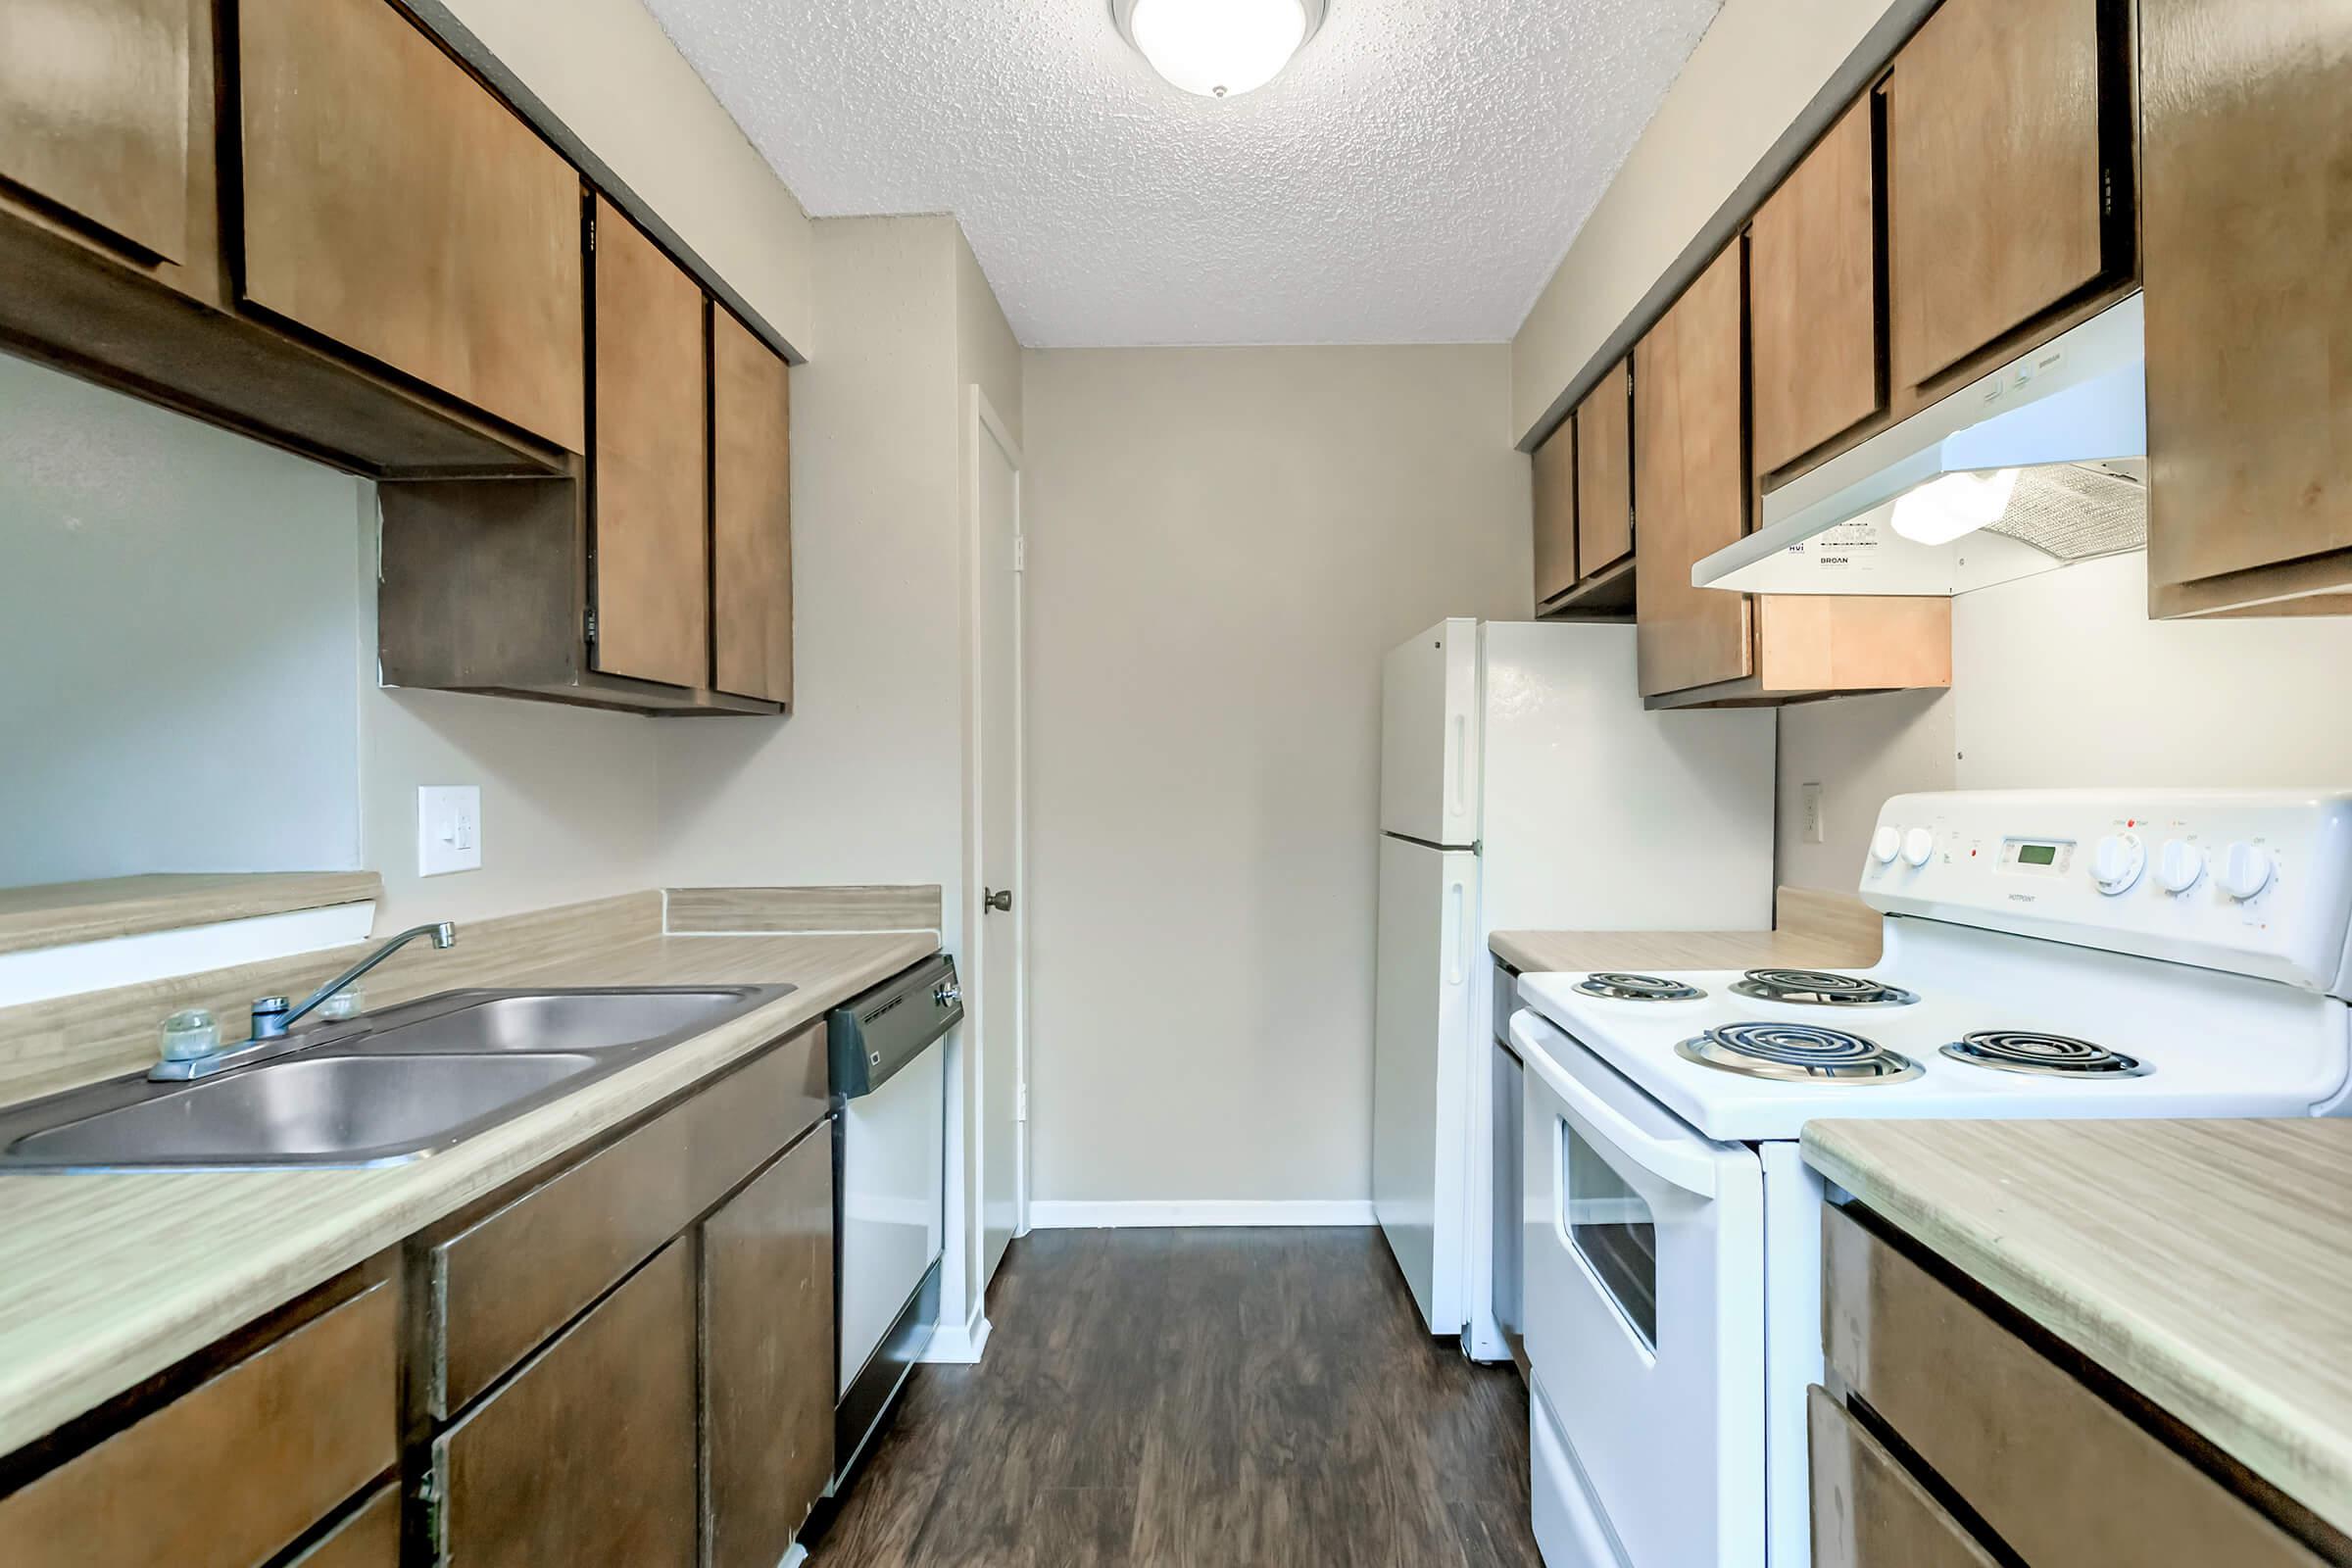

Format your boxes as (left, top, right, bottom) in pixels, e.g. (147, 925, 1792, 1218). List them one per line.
(417, 785, 482, 876)
(1800, 782, 1827, 846)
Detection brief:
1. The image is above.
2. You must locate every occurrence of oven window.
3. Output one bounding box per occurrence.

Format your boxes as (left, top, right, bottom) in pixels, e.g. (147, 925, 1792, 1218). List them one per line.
(1560, 1119, 1658, 1350)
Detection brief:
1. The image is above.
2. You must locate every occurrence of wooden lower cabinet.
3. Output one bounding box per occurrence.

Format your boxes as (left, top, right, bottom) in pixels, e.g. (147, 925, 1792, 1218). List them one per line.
(1807, 1388, 1995, 1568)
(1818, 1203, 2333, 1567)
(0, 1273, 398, 1568)
(704, 1128, 838, 1568)
(289, 1485, 403, 1568)
(436, 1241, 699, 1568)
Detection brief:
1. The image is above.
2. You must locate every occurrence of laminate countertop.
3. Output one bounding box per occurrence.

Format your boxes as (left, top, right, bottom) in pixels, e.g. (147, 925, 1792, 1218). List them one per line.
(0, 926, 936, 1456)
(1491, 888, 1884, 976)
(1803, 1118, 2352, 1540)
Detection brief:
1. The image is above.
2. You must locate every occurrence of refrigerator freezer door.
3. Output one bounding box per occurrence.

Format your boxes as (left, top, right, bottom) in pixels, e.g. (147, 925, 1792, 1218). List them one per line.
(1373, 834, 1478, 1334)
(1381, 618, 1481, 847)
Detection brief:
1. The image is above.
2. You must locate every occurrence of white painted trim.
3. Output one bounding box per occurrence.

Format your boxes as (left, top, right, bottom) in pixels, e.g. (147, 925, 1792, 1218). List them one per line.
(920, 1299, 994, 1364)
(0, 902, 378, 1008)
(1028, 1200, 1379, 1229)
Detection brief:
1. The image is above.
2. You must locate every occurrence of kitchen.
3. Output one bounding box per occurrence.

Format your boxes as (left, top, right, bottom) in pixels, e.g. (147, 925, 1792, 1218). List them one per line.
(0, 0, 2346, 1564)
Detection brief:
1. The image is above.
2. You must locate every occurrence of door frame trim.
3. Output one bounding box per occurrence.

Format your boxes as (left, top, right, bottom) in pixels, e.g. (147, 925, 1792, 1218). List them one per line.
(959, 384, 1027, 1315)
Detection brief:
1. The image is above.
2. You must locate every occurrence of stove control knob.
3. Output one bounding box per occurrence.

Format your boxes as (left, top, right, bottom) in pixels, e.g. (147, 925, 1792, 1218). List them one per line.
(1870, 825, 1903, 865)
(2156, 839, 2206, 895)
(2220, 841, 2275, 902)
(1900, 827, 1936, 868)
(2090, 833, 2145, 895)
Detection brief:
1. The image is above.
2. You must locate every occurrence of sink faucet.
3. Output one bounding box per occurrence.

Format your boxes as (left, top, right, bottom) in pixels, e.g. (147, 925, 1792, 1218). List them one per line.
(250, 921, 458, 1041)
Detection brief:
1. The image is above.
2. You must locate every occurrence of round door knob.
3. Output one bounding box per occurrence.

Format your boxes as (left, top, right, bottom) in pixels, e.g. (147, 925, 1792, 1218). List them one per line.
(1900, 827, 1936, 867)
(2090, 833, 2145, 895)
(2156, 839, 2206, 895)
(2220, 842, 2275, 902)
(1871, 825, 1903, 865)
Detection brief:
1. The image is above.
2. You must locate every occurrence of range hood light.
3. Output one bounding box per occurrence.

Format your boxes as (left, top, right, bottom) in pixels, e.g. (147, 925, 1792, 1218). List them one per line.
(1890, 468, 2021, 546)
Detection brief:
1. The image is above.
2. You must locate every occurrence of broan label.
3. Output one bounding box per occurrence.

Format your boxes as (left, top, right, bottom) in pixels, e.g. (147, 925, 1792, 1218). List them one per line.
(1780, 519, 1885, 578)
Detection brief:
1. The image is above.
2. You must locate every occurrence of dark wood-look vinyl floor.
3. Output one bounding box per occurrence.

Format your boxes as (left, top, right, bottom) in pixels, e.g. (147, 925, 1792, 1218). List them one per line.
(809, 1227, 1545, 1568)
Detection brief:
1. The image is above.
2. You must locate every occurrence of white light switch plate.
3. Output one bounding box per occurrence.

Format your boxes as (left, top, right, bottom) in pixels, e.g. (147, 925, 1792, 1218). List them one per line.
(1800, 782, 1827, 846)
(417, 785, 482, 876)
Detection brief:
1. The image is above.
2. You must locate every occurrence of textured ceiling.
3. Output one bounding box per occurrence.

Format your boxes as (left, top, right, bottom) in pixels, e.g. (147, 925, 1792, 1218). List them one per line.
(639, 0, 1727, 346)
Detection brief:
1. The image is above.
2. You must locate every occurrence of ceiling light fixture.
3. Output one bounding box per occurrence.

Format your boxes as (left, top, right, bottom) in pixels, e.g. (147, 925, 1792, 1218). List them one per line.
(1112, 0, 1327, 100)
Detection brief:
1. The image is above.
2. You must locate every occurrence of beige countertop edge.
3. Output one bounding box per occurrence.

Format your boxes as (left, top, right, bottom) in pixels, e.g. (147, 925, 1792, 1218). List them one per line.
(1801, 1120, 2352, 1541)
(0, 871, 386, 957)
(1489, 929, 1876, 975)
(0, 927, 935, 1456)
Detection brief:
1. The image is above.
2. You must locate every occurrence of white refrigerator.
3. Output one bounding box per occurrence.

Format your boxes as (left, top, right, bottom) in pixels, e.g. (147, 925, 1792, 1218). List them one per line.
(1373, 618, 1776, 1354)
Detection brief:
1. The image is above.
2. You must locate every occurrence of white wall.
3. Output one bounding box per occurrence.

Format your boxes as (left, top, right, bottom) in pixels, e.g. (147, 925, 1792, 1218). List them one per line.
(0, 354, 363, 887)
(1020, 344, 1531, 1205)
(0, 349, 662, 927)
(654, 218, 973, 955)
(1778, 553, 2352, 890)
(1510, 0, 1922, 443)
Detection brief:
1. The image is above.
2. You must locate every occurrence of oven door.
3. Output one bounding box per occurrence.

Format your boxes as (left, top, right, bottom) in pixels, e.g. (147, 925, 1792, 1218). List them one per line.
(1511, 1008, 1765, 1568)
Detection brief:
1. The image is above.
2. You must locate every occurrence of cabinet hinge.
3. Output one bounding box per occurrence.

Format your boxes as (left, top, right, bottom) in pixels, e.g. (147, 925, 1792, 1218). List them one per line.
(583, 608, 598, 644)
(1012, 536, 1026, 573)
(2101, 166, 2114, 218)
(1016, 1080, 1029, 1123)
(586, 209, 598, 255)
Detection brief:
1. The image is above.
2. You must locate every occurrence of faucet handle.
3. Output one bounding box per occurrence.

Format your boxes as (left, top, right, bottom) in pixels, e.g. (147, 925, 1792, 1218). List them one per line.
(250, 996, 292, 1039)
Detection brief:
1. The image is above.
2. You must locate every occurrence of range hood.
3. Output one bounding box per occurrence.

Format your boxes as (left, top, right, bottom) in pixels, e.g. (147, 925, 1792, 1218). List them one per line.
(1694, 292, 2147, 596)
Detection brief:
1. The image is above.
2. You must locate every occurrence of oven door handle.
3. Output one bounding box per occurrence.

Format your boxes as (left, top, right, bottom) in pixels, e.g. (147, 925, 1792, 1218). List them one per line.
(1511, 1010, 1720, 1200)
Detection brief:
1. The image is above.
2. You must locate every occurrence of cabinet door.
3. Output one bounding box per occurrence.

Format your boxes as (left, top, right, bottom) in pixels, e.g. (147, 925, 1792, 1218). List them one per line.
(438, 1241, 697, 1568)
(2143, 0, 2352, 600)
(591, 197, 710, 691)
(1885, 0, 2107, 391)
(238, 0, 585, 449)
(0, 1281, 397, 1568)
(1634, 244, 1751, 699)
(1808, 1388, 1999, 1568)
(1751, 99, 1882, 475)
(0, 0, 190, 262)
(1575, 360, 1634, 579)
(705, 1129, 836, 1568)
(711, 308, 795, 703)
(1531, 417, 1578, 606)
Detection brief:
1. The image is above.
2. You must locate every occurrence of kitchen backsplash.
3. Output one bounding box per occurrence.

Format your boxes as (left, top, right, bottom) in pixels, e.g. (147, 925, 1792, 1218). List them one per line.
(1779, 549, 2352, 890)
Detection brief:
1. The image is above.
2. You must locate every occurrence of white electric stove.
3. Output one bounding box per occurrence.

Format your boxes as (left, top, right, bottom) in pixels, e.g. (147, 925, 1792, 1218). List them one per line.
(1507, 789, 2352, 1568)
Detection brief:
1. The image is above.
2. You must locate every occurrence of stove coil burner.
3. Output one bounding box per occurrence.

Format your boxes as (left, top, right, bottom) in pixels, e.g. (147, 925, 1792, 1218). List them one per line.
(1730, 968, 1919, 1008)
(1574, 972, 1705, 1002)
(1939, 1031, 2152, 1079)
(1676, 1021, 1923, 1084)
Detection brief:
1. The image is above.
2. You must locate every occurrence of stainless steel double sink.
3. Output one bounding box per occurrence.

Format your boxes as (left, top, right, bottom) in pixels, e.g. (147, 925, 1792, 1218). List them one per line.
(0, 986, 796, 1173)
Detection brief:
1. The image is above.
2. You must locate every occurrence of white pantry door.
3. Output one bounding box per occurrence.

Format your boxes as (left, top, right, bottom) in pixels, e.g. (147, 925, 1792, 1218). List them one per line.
(973, 390, 1026, 1290)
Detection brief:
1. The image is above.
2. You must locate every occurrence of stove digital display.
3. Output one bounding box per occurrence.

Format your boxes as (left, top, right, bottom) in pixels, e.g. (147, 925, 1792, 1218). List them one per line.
(2018, 843, 2059, 866)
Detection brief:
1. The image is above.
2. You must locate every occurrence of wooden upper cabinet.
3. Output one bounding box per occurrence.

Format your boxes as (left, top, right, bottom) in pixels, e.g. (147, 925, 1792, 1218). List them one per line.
(1750, 99, 1883, 475)
(591, 197, 710, 691)
(2143, 0, 2352, 612)
(1576, 360, 1634, 579)
(712, 309, 796, 704)
(1634, 244, 1752, 699)
(1885, 0, 2108, 392)
(0, 0, 191, 263)
(1531, 417, 1578, 606)
(238, 0, 586, 450)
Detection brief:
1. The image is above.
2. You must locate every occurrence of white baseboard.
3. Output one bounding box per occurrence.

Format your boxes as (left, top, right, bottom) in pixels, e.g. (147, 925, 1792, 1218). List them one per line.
(920, 1302, 993, 1363)
(1026, 1199, 1378, 1229)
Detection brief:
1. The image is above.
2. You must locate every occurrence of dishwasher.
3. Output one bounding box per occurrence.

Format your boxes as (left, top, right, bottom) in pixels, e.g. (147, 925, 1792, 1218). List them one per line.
(827, 953, 960, 1487)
